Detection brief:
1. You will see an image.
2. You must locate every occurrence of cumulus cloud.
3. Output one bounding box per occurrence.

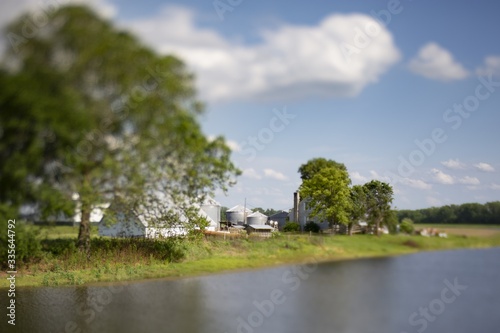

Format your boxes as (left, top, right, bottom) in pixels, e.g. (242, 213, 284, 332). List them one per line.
(441, 159, 466, 170)
(400, 178, 432, 190)
(225, 140, 241, 152)
(409, 42, 468, 81)
(458, 176, 480, 185)
(350, 171, 368, 184)
(431, 168, 455, 185)
(264, 168, 288, 181)
(426, 196, 442, 207)
(125, 7, 400, 102)
(243, 168, 261, 180)
(476, 56, 500, 76)
(474, 162, 495, 172)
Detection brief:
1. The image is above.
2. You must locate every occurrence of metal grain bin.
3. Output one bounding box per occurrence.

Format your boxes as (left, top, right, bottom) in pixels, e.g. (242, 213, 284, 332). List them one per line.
(226, 205, 252, 225)
(246, 211, 268, 225)
(200, 198, 221, 225)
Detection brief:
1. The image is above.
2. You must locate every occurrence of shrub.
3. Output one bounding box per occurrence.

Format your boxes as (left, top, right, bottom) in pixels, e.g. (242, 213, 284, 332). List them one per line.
(283, 222, 300, 232)
(400, 218, 415, 234)
(304, 221, 320, 233)
(0, 205, 42, 269)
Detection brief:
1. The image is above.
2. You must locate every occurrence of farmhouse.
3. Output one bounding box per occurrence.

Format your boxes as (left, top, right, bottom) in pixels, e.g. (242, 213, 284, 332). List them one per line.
(98, 197, 221, 238)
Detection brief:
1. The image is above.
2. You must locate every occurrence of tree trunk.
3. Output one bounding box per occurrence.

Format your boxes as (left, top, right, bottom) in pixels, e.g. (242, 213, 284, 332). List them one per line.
(78, 200, 91, 256)
(376, 218, 380, 237)
(348, 222, 353, 236)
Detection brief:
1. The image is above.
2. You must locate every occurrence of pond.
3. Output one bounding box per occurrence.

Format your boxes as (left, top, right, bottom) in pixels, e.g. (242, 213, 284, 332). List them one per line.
(2, 248, 500, 333)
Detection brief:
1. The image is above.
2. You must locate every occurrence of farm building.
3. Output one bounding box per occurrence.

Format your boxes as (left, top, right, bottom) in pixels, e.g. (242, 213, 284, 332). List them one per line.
(247, 224, 275, 237)
(98, 197, 221, 238)
(20, 200, 108, 226)
(225, 205, 253, 225)
(246, 211, 268, 225)
(268, 211, 289, 231)
(290, 192, 330, 231)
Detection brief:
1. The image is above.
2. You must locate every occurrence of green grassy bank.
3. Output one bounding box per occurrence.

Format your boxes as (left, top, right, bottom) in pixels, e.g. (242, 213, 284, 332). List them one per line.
(2, 229, 500, 288)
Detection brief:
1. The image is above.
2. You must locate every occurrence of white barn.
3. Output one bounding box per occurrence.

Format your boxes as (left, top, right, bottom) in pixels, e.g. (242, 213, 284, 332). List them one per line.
(98, 197, 221, 238)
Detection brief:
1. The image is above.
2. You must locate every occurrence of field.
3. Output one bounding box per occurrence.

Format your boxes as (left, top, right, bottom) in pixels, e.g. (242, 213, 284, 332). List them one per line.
(27, 225, 99, 239)
(415, 224, 500, 237)
(1, 224, 500, 288)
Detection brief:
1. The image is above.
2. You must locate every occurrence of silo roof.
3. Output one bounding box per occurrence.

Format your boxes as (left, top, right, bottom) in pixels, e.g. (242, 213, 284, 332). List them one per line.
(227, 205, 252, 213)
(247, 211, 268, 218)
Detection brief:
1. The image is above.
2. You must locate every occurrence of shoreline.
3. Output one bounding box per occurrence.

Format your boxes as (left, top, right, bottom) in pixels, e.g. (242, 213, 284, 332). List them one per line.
(2, 234, 500, 288)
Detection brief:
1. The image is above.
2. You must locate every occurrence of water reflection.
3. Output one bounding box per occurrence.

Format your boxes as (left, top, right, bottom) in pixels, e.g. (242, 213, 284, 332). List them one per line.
(2, 248, 499, 333)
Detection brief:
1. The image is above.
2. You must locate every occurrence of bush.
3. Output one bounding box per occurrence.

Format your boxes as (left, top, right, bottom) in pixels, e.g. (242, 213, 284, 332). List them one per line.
(304, 221, 320, 233)
(283, 222, 300, 232)
(0, 205, 42, 269)
(400, 218, 415, 234)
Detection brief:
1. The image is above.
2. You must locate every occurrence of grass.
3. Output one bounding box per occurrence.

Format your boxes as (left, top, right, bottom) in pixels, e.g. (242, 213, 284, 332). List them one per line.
(27, 224, 98, 239)
(2, 226, 500, 288)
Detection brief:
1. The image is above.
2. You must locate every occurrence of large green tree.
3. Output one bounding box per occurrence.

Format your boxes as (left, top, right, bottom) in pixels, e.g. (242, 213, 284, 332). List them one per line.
(363, 180, 394, 236)
(299, 166, 352, 228)
(1, 6, 240, 253)
(298, 158, 346, 181)
(348, 185, 367, 235)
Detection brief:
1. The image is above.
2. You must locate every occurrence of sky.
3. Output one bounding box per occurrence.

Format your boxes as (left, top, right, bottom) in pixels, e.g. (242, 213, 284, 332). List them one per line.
(2, 0, 500, 211)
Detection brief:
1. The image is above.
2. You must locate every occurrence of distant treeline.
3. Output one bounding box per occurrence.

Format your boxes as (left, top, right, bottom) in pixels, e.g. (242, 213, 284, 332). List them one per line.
(397, 201, 500, 225)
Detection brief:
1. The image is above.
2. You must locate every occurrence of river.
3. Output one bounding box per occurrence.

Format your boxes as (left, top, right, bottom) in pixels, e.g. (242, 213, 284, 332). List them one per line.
(2, 248, 499, 333)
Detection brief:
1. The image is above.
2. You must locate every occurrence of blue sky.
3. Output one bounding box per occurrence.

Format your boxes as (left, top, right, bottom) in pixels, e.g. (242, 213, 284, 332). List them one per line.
(3, 0, 500, 211)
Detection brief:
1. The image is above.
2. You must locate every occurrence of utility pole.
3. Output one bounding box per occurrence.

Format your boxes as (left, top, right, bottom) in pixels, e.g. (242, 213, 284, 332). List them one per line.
(243, 198, 247, 224)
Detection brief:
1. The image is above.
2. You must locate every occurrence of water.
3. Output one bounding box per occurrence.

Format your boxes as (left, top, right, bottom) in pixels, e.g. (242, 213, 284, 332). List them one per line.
(2, 248, 500, 333)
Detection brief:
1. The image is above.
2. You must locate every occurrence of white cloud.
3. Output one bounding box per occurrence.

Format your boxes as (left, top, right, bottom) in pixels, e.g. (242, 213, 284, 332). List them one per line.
(474, 162, 495, 172)
(243, 168, 261, 180)
(476, 56, 500, 76)
(126, 8, 400, 102)
(225, 140, 241, 152)
(400, 178, 432, 190)
(350, 171, 368, 184)
(441, 159, 466, 170)
(491, 183, 500, 190)
(426, 196, 442, 207)
(369, 170, 392, 183)
(409, 42, 468, 81)
(458, 176, 480, 185)
(431, 168, 455, 184)
(264, 168, 288, 181)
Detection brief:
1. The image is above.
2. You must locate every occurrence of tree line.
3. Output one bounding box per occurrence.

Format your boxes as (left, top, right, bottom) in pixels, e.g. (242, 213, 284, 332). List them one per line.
(397, 202, 500, 225)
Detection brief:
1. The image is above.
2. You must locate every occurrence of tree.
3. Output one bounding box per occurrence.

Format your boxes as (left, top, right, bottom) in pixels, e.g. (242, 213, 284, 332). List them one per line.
(363, 180, 394, 236)
(400, 218, 414, 234)
(283, 222, 300, 232)
(348, 185, 367, 236)
(298, 158, 346, 181)
(304, 221, 320, 233)
(299, 166, 352, 228)
(1, 6, 240, 253)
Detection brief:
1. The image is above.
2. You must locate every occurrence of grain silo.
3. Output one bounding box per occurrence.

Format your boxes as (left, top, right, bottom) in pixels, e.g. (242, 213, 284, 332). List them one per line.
(226, 205, 252, 225)
(246, 211, 268, 226)
(200, 197, 221, 227)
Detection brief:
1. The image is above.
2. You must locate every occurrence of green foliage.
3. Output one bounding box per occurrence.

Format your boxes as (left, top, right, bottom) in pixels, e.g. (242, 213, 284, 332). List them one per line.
(400, 218, 415, 234)
(1, 5, 240, 251)
(299, 166, 352, 226)
(397, 201, 500, 225)
(363, 180, 394, 235)
(0, 206, 42, 269)
(304, 221, 320, 233)
(283, 222, 301, 232)
(298, 158, 347, 181)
